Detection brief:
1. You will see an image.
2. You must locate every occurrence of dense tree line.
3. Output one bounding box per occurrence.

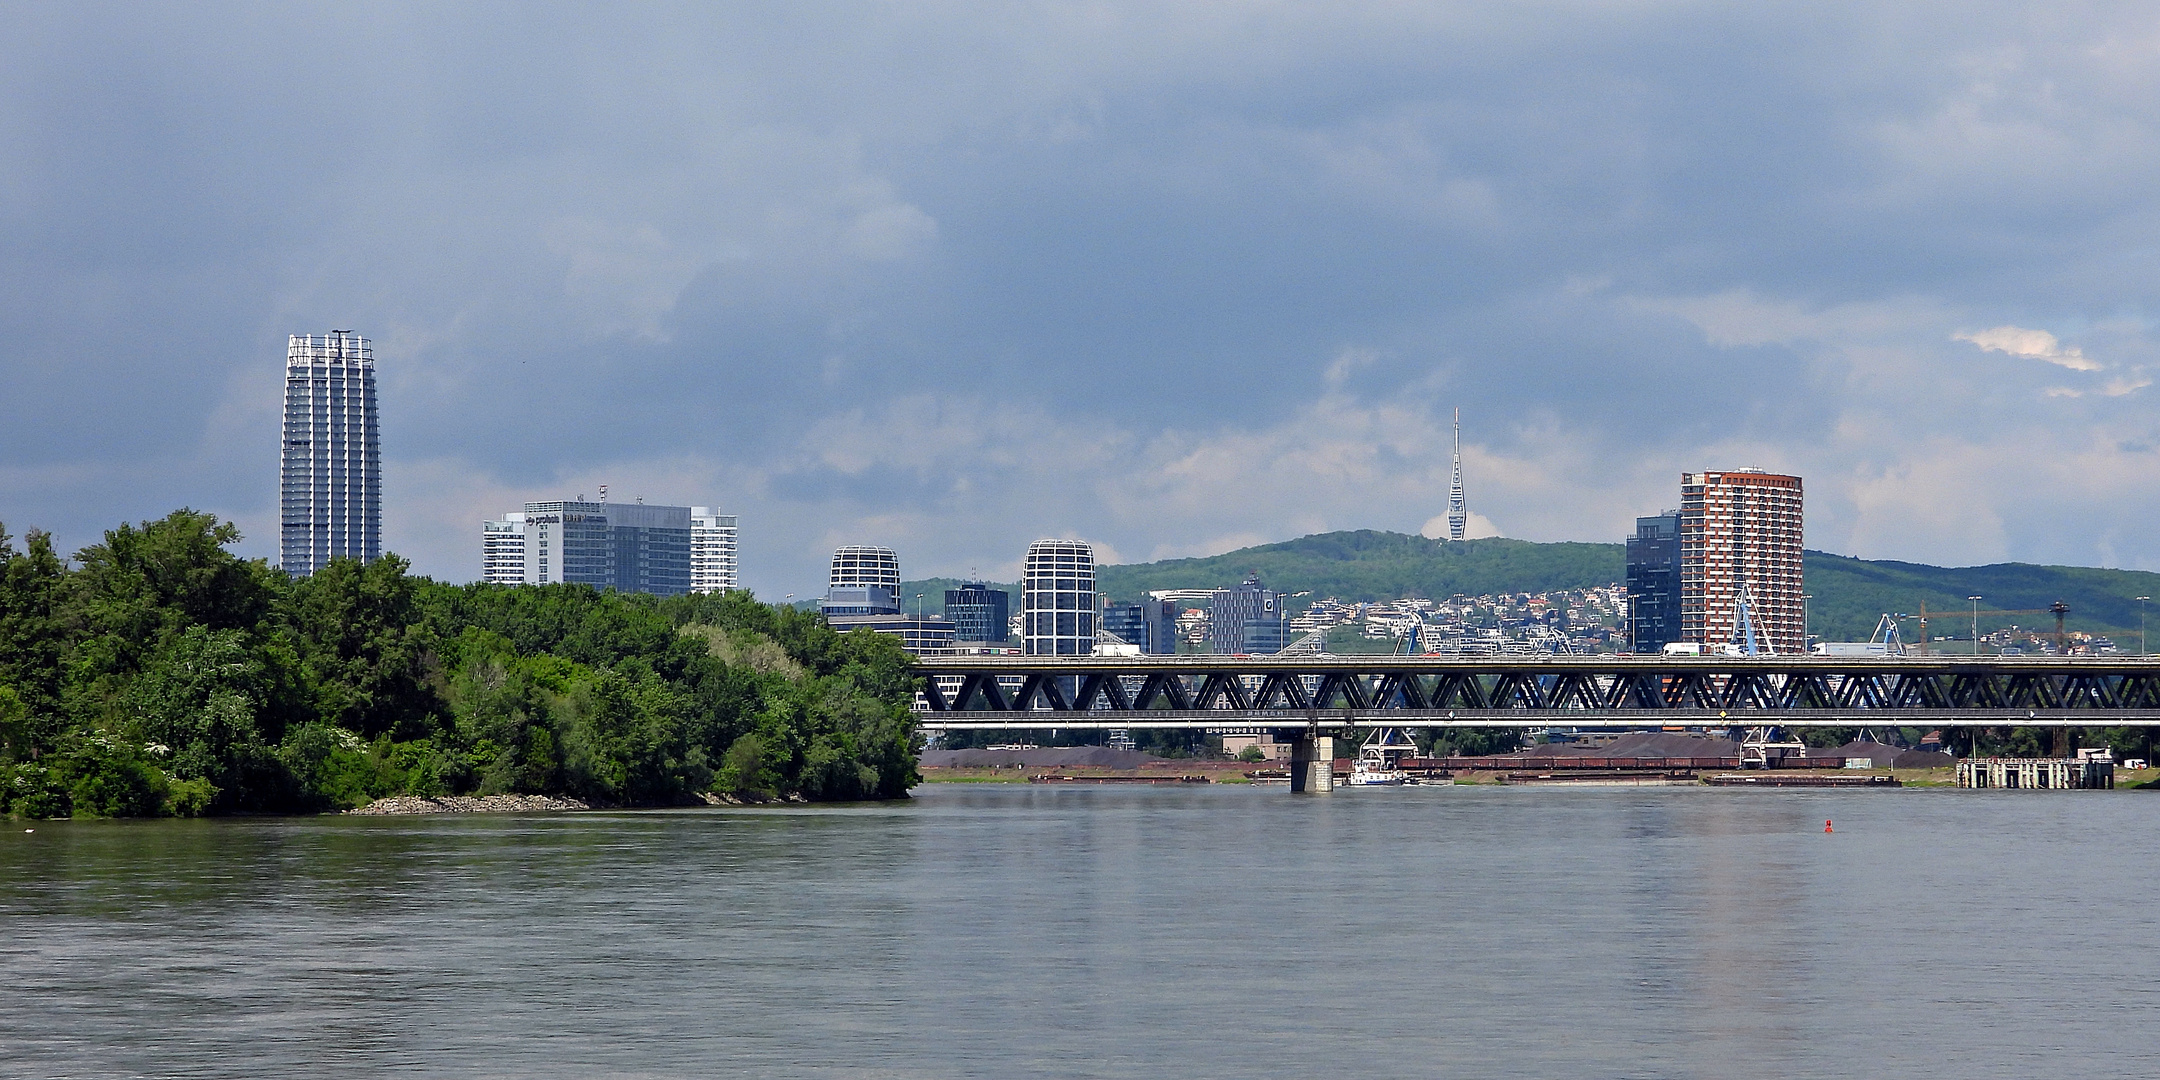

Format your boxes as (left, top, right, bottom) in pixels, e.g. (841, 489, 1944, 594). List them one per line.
(1, 511, 919, 818)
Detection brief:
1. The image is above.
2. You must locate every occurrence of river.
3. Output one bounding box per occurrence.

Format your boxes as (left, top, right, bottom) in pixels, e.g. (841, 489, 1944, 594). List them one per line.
(4, 784, 2155, 1078)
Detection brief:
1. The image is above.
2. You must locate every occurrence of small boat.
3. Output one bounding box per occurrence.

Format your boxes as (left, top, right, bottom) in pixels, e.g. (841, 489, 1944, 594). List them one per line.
(1348, 728, 1418, 786)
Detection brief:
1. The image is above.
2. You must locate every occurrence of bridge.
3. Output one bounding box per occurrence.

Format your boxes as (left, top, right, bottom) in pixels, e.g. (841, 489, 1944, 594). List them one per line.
(915, 655, 2160, 730)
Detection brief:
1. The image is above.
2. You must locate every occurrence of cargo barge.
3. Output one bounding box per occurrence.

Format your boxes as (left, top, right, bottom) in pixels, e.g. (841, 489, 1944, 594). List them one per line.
(1703, 773, 1900, 787)
(1026, 774, 1211, 784)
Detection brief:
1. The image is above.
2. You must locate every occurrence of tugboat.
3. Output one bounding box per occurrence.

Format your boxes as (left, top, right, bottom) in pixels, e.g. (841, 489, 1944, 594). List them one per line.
(1349, 728, 1419, 786)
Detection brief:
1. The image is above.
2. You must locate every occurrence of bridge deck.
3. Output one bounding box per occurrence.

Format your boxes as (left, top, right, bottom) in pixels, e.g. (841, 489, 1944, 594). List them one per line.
(911, 656, 2160, 728)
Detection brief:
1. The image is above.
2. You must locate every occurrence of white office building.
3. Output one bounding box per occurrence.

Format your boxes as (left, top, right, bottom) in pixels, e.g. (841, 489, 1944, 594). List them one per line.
(820, 545, 902, 615)
(482, 499, 736, 596)
(482, 513, 526, 584)
(1023, 539, 1096, 656)
(690, 508, 738, 595)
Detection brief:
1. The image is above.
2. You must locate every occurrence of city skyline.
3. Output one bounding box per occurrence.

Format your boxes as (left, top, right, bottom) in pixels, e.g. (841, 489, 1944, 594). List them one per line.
(7, 6, 2160, 596)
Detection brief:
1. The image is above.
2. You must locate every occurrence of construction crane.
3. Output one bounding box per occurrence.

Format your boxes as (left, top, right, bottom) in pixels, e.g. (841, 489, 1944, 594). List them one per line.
(1900, 601, 2067, 654)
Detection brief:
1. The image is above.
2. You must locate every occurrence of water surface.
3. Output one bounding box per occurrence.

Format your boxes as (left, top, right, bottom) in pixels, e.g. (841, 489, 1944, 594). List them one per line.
(5, 784, 2154, 1078)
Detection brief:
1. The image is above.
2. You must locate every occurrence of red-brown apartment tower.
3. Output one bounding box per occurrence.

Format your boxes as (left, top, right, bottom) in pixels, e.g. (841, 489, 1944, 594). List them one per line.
(1679, 470, 1804, 654)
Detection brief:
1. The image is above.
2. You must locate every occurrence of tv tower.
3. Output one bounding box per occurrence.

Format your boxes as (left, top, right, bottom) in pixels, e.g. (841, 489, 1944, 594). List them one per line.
(1446, 408, 1467, 541)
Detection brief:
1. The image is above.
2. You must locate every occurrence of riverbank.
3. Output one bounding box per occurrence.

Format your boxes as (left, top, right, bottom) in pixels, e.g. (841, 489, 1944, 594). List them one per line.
(346, 794, 595, 815)
(344, 791, 812, 815)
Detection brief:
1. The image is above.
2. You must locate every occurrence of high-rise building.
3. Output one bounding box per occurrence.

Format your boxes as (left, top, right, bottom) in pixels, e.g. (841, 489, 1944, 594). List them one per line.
(482, 513, 526, 584)
(1446, 407, 1467, 542)
(1209, 575, 1287, 655)
(821, 546, 902, 615)
(1023, 540, 1095, 655)
(1680, 470, 1804, 654)
(1625, 511, 1682, 652)
(690, 508, 738, 595)
(280, 331, 380, 576)
(1101, 598, 1177, 655)
(945, 580, 1010, 644)
(481, 499, 692, 595)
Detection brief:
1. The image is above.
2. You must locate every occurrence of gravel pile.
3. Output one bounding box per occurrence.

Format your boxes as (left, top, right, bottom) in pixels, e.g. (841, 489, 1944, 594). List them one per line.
(346, 794, 593, 815)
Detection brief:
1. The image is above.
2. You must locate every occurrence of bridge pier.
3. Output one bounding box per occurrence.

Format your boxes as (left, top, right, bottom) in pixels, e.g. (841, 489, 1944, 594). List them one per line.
(1287, 733, 1334, 793)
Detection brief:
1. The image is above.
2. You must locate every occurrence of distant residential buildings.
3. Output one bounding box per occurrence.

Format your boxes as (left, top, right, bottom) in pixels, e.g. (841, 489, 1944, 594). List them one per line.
(1625, 511, 1682, 652)
(690, 509, 739, 595)
(281, 332, 380, 576)
(481, 498, 736, 596)
(1210, 574, 1288, 655)
(481, 514, 526, 585)
(1023, 540, 1096, 655)
(1679, 469, 1804, 654)
(945, 580, 1011, 645)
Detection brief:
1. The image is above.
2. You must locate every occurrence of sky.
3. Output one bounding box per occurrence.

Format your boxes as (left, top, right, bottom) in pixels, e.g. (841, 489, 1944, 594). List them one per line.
(4, 2, 2159, 596)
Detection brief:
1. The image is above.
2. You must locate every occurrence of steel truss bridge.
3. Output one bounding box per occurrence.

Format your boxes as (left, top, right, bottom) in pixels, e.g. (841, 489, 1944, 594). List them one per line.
(914, 656, 2160, 730)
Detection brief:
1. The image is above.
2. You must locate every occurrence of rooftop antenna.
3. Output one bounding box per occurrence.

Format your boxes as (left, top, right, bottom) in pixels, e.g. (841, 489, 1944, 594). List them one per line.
(1447, 408, 1467, 542)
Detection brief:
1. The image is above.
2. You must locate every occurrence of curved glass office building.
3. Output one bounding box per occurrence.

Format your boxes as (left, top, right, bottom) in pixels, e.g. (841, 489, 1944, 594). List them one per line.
(822, 545, 902, 615)
(1023, 540, 1095, 655)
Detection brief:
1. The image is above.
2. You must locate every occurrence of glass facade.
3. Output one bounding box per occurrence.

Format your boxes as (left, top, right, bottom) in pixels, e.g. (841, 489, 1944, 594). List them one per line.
(1100, 598, 1176, 654)
(514, 501, 692, 596)
(1626, 512, 1682, 652)
(280, 332, 380, 576)
(1209, 575, 1287, 655)
(945, 580, 1010, 644)
(1023, 540, 1095, 656)
(822, 546, 902, 615)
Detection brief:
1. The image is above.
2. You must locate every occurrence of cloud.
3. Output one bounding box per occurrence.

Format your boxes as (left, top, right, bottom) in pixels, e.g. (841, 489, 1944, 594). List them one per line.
(11, 3, 2160, 588)
(1956, 326, 2104, 371)
(1420, 513, 1503, 541)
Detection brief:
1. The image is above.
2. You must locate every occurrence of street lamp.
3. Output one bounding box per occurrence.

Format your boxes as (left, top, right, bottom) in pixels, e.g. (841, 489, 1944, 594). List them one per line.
(2139, 596, 2150, 655)
(916, 593, 926, 621)
(1969, 596, 1983, 656)
(1800, 594, 1812, 650)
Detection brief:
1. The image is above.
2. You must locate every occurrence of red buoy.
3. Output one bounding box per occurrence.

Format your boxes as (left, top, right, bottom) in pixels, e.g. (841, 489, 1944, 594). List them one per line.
(1824, 820, 1833, 833)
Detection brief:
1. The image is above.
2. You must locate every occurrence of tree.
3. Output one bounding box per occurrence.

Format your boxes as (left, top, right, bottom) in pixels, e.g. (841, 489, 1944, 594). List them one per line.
(0, 525, 70, 727)
(284, 555, 443, 740)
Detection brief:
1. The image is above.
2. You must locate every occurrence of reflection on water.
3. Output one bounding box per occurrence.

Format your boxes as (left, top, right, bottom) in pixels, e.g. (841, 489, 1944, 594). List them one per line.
(4, 786, 2155, 1078)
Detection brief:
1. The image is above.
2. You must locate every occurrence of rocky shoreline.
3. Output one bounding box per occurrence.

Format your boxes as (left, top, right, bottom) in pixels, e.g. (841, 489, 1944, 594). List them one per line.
(346, 794, 594, 815)
(345, 791, 811, 815)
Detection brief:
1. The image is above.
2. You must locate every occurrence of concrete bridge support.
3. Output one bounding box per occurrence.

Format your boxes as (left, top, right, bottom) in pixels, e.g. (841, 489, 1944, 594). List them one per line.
(1286, 733, 1334, 793)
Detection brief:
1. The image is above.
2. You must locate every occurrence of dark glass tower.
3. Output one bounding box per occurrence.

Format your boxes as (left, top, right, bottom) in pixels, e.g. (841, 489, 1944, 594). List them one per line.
(280, 332, 380, 576)
(1626, 512, 1682, 652)
(944, 580, 1010, 644)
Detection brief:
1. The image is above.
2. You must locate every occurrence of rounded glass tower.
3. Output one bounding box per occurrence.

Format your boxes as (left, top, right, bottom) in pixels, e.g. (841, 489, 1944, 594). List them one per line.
(1022, 540, 1095, 656)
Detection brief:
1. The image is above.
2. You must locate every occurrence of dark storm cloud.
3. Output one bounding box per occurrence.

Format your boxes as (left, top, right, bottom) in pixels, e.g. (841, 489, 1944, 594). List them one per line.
(4, 2, 2159, 591)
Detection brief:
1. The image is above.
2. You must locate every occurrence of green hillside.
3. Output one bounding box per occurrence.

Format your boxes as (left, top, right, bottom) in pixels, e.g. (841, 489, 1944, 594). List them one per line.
(900, 530, 2160, 647)
(1094, 532, 1622, 607)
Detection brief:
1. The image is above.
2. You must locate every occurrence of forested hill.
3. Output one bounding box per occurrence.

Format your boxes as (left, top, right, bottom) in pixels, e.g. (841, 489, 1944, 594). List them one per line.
(1, 511, 919, 820)
(904, 530, 2160, 643)
(1095, 532, 1622, 606)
